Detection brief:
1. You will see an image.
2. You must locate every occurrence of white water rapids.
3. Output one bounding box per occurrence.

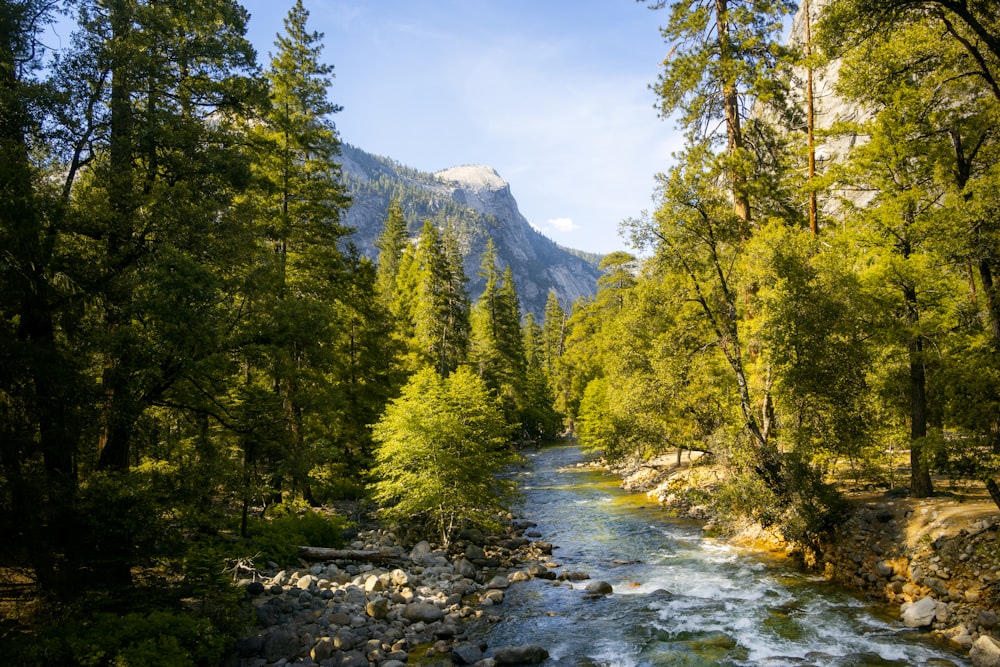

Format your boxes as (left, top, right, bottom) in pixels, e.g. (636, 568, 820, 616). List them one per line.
(469, 442, 968, 666)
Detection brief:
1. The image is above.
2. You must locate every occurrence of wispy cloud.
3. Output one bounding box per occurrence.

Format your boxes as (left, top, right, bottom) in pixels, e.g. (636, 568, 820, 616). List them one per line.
(532, 217, 580, 235)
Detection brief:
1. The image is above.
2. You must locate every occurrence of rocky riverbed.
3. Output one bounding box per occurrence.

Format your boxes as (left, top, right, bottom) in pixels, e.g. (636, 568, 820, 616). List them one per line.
(229, 519, 607, 667)
(614, 453, 1000, 667)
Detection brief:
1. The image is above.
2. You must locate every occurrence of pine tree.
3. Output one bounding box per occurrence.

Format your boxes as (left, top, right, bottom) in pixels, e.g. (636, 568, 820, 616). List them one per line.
(241, 0, 351, 501)
(375, 199, 410, 306)
(410, 220, 469, 376)
(647, 0, 795, 225)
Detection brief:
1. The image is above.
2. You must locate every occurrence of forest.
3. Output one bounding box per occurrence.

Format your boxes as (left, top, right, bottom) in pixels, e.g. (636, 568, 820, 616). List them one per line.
(2, 0, 1000, 663)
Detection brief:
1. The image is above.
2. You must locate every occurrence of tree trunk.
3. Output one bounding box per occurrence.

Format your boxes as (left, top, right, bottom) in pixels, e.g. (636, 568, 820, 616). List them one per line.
(715, 0, 751, 227)
(987, 478, 1000, 512)
(804, 0, 819, 234)
(979, 259, 1000, 348)
(905, 283, 934, 498)
(297, 546, 409, 563)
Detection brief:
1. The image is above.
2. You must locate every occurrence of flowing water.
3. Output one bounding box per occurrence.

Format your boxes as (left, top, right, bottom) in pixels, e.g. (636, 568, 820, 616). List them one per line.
(470, 442, 968, 666)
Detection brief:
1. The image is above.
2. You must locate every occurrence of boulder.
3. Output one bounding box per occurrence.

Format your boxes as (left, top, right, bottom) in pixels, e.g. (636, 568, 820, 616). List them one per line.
(481, 589, 505, 605)
(534, 541, 554, 554)
(584, 580, 614, 596)
(333, 629, 357, 651)
(366, 597, 390, 619)
(901, 596, 938, 628)
(453, 557, 478, 579)
(391, 568, 410, 586)
(971, 635, 1000, 667)
(465, 544, 487, 561)
(509, 570, 531, 583)
(263, 628, 301, 663)
(404, 601, 445, 623)
(493, 645, 549, 665)
(527, 564, 555, 580)
(451, 641, 484, 665)
(410, 541, 433, 559)
(341, 650, 369, 667)
(486, 575, 510, 590)
(364, 574, 385, 593)
(310, 638, 335, 662)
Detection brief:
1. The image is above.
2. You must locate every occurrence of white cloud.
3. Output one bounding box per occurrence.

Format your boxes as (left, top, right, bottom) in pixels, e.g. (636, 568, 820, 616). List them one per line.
(547, 217, 579, 232)
(531, 217, 580, 235)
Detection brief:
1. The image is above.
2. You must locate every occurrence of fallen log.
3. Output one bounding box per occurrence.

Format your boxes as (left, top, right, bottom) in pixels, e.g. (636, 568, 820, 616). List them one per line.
(297, 546, 409, 563)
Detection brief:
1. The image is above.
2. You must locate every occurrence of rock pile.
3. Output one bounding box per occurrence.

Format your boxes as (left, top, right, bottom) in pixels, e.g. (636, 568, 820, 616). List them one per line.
(230, 519, 587, 667)
(813, 500, 1000, 661)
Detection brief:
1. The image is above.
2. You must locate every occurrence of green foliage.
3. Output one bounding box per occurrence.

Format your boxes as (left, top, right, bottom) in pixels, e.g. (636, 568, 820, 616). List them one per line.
(714, 454, 847, 544)
(243, 499, 349, 565)
(370, 365, 518, 546)
(15, 609, 230, 667)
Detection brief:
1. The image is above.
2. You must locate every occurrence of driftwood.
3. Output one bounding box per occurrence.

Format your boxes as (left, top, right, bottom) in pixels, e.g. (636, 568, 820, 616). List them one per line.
(297, 546, 409, 563)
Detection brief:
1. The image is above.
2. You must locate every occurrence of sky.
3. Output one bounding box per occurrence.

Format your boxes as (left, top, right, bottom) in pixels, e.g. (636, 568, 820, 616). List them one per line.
(240, 0, 684, 254)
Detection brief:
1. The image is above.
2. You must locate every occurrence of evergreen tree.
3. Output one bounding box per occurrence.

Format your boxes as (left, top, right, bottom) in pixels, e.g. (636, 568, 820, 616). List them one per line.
(375, 199, 410, 306)
(646, 0, 796, 225)
(241, 0, 351, 502)
(409, 220, 469, 376)
(0, 0, 84, 592)
(469, 240, 529, 427)
(542, 290, 567, 378)
(521, 311, 563, 439)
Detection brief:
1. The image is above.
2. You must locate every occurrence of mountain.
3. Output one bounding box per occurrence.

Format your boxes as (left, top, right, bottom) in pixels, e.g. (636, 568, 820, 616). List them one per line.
(337, 144, 602, 317)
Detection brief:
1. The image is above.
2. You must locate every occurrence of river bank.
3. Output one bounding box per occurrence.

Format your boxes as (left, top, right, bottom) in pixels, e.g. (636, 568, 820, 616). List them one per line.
(229, 515, 583, 666)
(611, 451, 1000, 666)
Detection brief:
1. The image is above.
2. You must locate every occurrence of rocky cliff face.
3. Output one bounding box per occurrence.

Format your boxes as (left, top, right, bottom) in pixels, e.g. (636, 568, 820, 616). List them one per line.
(788, 0, 874, 211)
(338, 144, 601, 318)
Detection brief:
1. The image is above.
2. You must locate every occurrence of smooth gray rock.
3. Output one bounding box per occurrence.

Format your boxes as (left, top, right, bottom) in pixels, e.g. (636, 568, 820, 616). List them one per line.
(901, 596, 938, 628)
(410, 541, 433, 559)
(451, 641, 484, 665)
(366, 597, 390, 619)
(404, 601, 445, 623)
(263, 628, 300, 663)
(971, 635, 1000, 667)
(333, 629, 356, 651)
(310, 638, 335, 662)
(454, 557, 478, 579)
(341, 650, 369, 667)
(493, 645, 549, 665)
(584, 580, 613, 596)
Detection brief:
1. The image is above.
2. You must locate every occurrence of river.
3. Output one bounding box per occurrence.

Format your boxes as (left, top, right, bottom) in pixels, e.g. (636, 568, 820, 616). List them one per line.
(470, 442, 968, 666)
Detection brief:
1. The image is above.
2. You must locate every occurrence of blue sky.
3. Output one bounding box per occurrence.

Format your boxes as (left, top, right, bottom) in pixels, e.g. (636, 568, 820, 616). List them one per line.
(242, 0, 683, 254)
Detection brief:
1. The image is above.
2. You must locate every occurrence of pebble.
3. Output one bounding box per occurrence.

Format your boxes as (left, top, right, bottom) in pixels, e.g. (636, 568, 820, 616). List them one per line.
(233, 518, 577, 665)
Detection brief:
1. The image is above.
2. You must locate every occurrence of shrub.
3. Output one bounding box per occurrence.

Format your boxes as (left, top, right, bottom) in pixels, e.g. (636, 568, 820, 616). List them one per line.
(6, 609, 228, 667)
(243, 500, 349, 565)
(370, 365, 519, 547)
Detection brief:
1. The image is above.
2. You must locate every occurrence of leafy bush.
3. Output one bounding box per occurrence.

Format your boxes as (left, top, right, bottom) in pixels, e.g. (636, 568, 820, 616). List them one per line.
(243, 499, 350, 564)
(6, 609, 228, 667)
(370, 365, 519, 547)
(713, 453, 846, 545)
